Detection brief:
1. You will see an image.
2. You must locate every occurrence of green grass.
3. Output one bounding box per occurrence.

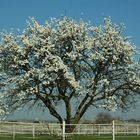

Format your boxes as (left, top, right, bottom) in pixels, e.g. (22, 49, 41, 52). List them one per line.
(0, 135, 140, 140)
(71, 135, 140, 140)
(0, 135, 61, 140)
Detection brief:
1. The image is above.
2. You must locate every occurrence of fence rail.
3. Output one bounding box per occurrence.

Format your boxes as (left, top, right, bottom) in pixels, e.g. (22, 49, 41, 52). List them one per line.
(0, 121, 140, 139)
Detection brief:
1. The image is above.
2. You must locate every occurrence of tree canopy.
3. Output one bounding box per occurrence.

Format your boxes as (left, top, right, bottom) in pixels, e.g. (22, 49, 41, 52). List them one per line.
(95, 112, 113, 124)
(0, 17, 140, 131)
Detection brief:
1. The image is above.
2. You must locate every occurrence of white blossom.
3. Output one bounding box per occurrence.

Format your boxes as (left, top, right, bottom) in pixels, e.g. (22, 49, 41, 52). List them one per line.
(0, 17, 140, 121)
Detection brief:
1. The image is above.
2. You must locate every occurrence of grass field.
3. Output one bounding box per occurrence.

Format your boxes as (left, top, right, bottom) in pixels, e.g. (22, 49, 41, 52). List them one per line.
(0, 135, 140, 140)
(72, 135, 140, 140)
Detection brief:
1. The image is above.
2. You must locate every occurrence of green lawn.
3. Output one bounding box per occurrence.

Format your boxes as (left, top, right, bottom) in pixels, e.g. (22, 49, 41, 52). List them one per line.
(0, 135, 60, 140)
(72, 135, 140, 140)
(0, 135, 140, 140)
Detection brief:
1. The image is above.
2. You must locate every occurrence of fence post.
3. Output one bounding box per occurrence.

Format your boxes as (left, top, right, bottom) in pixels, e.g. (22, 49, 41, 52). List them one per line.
(13, 124, 16, 140)
(62, 120, 65, 140)
(126, 124, 128, 135)
(32, 124, 35, 138)
(137, 125, 139, 135)
(112, 120, 115, 140)
(78, 124, 80, 135)
(98, 124, 100, 136)
(92, 125, 94, 135)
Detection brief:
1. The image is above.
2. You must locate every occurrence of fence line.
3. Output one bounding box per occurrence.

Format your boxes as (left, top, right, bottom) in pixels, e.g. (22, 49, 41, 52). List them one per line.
(0, 121, 140, 139)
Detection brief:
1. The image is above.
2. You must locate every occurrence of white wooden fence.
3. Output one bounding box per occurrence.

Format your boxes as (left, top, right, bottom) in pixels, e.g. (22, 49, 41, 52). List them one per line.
(0, 121, 140, 139)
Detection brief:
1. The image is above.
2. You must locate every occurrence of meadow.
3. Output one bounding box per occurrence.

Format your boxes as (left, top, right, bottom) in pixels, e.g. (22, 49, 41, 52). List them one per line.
(0, 135, 140, 140)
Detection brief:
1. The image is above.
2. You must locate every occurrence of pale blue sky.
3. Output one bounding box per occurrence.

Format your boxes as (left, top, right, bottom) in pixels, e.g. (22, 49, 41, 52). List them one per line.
(0, 0, 140, 121)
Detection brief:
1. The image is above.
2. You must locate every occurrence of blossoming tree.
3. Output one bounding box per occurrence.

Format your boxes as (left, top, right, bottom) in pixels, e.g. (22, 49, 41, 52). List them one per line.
(0, 17, 140, 132)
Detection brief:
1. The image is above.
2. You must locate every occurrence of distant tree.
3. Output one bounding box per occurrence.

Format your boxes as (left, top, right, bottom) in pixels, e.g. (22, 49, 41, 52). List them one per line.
(1, 17, 140, 132)
(95, 112, 113, 124)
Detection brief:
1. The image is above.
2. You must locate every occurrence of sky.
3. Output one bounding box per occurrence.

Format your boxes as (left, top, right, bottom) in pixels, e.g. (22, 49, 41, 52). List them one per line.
(0, 0, 140, 121)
